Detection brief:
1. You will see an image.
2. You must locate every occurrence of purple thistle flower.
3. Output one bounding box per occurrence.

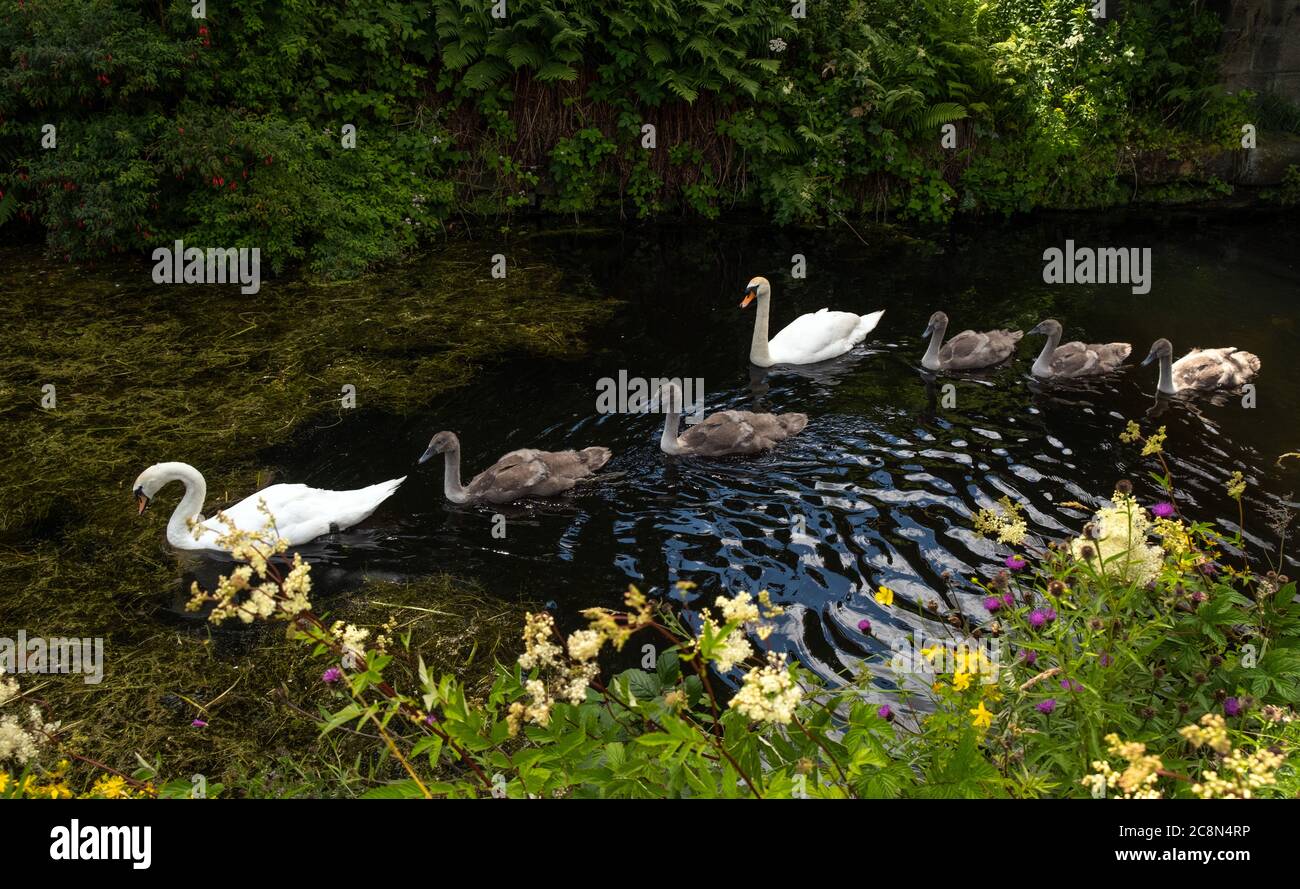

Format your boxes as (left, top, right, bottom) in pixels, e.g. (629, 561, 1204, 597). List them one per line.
(857, 618, 872, 634)
(1004, 555, 1026, 571)
(1001, 592, 1015, 607)
(191, 719, 208, 728)
(1028, 609, 1048, 629)
(877, 704, 894, 722)
(1099, 652, 1113, 668)
(1043, 607, 1057, 623)
(1059, 678, 1083, 693)
(1224, 697, 1243, 717)
(1150, 502, 1175, 519)
(322, 667, 343, 684)
(1036, 699, 1057, 714)
(1019, 649, 1038, 666)
(983, 595, 1003, 612)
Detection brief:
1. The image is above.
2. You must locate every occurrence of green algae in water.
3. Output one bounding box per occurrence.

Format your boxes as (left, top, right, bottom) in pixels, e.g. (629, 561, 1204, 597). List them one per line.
(0, 242, 615, 787)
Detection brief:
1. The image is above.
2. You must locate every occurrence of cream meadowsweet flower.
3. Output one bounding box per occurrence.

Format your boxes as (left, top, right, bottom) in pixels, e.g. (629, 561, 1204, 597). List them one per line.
(331, 622, 370, 669)
(716, 591, 761, 624)
(560, 662, 598, 705)
(1069, 490, 1164, 585)
(729, 652, 802, 724)
(0, 669, 58, 766)
(705, 616, 753, 672)
(566, 628, 603, 663)
(1179, 712, 1231, 755)
(518, 612, 562, 671)
(1082, 733, 1165, 799)
(522, 679, 552, 727)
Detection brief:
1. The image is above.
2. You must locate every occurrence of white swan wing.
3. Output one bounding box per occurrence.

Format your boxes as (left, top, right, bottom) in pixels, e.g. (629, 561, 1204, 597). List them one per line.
(208, 479, 405, 547)
(767, 309, 871, 364)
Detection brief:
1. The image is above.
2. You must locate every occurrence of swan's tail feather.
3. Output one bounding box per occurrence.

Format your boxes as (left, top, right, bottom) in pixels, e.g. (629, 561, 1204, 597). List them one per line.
(362, 476, 406, 504)
(578, 447, 612, 473)
(854, 309, 886, 342)
(778, 413, 809, 436)
(1099, 343, 1132, 367)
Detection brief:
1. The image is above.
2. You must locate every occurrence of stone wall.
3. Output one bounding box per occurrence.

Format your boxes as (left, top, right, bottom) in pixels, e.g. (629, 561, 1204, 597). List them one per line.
(1219, 0, 1300, 103)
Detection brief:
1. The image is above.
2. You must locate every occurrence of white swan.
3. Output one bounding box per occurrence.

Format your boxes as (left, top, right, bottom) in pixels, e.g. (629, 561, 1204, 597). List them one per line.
(657, 383, 807, 457)
(1141, 338, 1260, 395)
(132, 462, 405, 551)
(419, 431, 611, 504)
(741, 276, 885, 367)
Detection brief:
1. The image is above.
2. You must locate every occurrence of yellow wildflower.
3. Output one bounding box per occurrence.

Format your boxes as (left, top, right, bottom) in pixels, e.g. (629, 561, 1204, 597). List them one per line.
(874, 586, 894, 607)
(1226, 471, 1246, 500)
(1141, 426, 1167, 457)
(969, 700, 994, 729)
(952, 671, 972, 692)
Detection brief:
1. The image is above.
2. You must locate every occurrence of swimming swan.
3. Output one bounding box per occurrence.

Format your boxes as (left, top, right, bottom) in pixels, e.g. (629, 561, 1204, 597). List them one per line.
(132, 462, 405, 551)
(1028, 319, 1131, 379)
(741, 276, 885, 367)
(419, 431, 611, 504)
(1141, 338, 1260, 395)
(657, 382, 807, 457)
(921, 311, 1023, 371)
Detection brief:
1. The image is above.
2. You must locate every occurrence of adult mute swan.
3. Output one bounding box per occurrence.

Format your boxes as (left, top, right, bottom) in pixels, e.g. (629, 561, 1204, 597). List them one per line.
(1141, 338, 1260, 394)
(418, 431, 611, 504)
(657, 382, 807, 457)
(741, 276, 885, 367)
(921, 311, 1023, 371)
(1028, 319, 1131, 379)
(133, 462, 405, 551)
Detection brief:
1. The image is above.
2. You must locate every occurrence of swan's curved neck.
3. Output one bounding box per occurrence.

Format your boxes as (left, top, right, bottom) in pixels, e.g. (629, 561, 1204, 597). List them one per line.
(922, 323, 946, 371)
(163, 463, 207, 545)
(441, 445, 471, 503)
(1032, 330, 1061, 375)
(1157, 354, 1177, 395)
(660, 408, 683, 455)
(749, 293, 773, 366)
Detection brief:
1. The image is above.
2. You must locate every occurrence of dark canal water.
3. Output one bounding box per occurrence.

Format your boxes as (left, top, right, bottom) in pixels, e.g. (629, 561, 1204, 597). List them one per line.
(215, 211, 1300, 684)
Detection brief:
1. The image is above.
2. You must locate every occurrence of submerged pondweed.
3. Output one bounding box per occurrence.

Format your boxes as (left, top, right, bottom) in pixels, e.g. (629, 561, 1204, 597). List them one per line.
(0, 241, 612, 785)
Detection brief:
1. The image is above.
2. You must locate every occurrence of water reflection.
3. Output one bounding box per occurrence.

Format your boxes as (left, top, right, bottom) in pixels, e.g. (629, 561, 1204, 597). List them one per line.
(200, 215, 1300, 683)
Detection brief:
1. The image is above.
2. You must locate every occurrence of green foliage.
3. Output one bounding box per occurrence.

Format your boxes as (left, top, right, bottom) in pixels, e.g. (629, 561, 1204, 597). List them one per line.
(0, 0, 1264, 275)
(544, 127, 616, 215)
